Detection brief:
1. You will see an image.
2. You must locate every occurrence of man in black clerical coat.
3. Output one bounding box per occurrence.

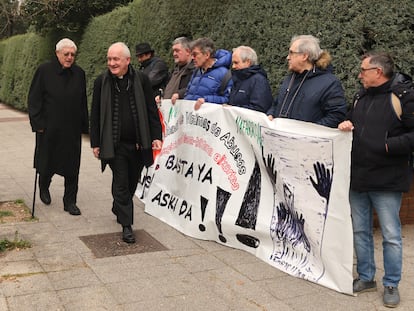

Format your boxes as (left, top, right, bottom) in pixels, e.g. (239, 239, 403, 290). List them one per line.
(28, 38, 89, 216)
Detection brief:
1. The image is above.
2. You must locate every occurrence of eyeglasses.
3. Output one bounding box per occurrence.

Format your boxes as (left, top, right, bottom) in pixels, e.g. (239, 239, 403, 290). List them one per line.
(288, 50, 302, 56)
(63, 52, 76, 57)
(360, 67, 378, 73)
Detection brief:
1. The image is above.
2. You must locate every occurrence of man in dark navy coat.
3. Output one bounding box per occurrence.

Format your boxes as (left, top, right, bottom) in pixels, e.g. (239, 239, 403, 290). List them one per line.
(28, 38, 89, 216)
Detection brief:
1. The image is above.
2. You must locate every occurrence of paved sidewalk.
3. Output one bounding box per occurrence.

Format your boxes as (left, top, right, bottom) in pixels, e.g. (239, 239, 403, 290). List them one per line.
(0, 103, 413, 311)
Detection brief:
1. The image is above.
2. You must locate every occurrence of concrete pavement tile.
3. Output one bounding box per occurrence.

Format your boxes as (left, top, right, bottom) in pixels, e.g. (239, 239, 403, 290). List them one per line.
(233, 259, 287, 281)
(6, 291, 64, 311)
(90, 262, 144, 283)
(233, 298, 293, 311)
(123, 294, 232, 311)
(212, 248, 262, 266)
(78, 204, 115, 218)
(203, 267, 278, 302)
(192, 238, 233, 252)
(0, 273, 53, 296)
(0, 179, 29, 201)
(0, 226, 23, 239)
(125, 250, 173, 266)
(0, 248, 35, 262)
(154, 274, 204, 297)
(256, 276, 320, 300)
(106, 279, 164, 304)
(175, 253, 228, 273)
(77, 182, 114, 198)
(149, 294, 232, 311)
(68, 236, 96, 255)
(50, 215, 91, 232)
(282, 291, 378, 311)
(145, 225, 201, 250)
(81, 252, 132, 267)
(0, 260, 43, 276)
(191, 266, 285, 309)
(57, 285, 119, 311)
(134, 211, 168, 230)
(47, 267, 101, 290)
(132, 262, 189, 280)
(164, 248, 207, 259)
(122, 298, 173, 311)
(0, 296, 7, 311)
(402, 256, 414, 275)
(13, 222, 69, 245)
(32, 241, 77, 258)
(37, 251, 87, 272)
(83, 216, 121, 232)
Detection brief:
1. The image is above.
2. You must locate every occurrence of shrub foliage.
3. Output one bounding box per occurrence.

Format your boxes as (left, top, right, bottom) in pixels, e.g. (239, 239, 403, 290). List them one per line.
(0, 0, 413, 111)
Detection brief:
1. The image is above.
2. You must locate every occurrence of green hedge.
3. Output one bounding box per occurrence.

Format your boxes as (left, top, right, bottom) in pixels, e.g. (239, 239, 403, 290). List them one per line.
(1, 0, 414, 111)
(0, 33, 48, 110)
(76, 4, 134, 110)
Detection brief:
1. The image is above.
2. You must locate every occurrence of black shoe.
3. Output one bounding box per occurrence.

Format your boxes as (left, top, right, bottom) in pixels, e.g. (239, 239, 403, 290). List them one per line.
(122, 225, 135, 243)
(64, 204, 81, 216)
(39, 188, 51, 205)
(353, 278, 377, 294)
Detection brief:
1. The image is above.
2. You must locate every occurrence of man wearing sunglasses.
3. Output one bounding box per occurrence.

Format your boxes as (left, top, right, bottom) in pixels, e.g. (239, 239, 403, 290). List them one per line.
(28, 38, 89, 216)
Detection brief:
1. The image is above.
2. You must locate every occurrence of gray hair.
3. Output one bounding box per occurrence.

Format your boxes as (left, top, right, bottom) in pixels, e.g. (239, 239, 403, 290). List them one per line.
(172, 37, 191, 50)
(56, 38, 77, 52)
(190, 37, 215, 57)
(362, 52, 395, 78)
(291, 35, 322, 63)
(109, 42, 131, 58)
(233, 46, 258, 65)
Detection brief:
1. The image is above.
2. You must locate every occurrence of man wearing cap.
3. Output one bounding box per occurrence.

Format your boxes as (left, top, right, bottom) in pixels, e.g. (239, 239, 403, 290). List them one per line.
(135, 42, 169, 97)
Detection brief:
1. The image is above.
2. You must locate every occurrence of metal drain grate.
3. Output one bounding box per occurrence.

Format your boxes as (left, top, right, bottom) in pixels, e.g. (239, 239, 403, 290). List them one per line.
(79, 229, 168, 258)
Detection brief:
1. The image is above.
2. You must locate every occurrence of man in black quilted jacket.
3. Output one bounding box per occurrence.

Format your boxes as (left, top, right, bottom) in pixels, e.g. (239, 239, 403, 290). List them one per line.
(339, 52, 414, 308)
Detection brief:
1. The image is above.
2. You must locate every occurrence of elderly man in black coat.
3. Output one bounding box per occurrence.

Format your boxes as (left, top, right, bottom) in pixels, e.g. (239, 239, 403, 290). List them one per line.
(28, 38, 89, 216)
(90, 42, 162, 244)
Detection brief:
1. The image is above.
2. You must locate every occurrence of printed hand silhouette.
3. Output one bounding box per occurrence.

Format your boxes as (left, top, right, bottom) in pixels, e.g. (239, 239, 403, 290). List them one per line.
(262, 146, 277, 187)
(310, 162, 332, 202)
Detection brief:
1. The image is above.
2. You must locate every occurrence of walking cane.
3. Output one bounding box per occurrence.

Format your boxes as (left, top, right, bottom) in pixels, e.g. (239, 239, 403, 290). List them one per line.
(32, 132, 40, 218)
(32, 170, 38, 218)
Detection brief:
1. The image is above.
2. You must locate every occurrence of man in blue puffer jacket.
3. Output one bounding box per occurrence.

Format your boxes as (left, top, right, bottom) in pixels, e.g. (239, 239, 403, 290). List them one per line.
(184, 37, 232, 110)
(229, 45, 273, 113)
(267, 35, 347, 128)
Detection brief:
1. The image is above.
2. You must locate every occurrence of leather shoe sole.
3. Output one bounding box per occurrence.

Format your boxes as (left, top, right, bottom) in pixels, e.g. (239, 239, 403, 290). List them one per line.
(39, 188, 51, 205)
(64, 204, 81, 216)
(122, 225, 136, 243)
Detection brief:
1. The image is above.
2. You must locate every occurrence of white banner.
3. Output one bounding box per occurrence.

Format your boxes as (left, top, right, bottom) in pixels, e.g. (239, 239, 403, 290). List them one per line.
(138, 100, 353, 294)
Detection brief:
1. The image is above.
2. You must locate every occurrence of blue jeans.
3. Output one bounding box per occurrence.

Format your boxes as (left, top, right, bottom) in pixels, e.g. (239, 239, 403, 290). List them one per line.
(350, 190, 402, 287)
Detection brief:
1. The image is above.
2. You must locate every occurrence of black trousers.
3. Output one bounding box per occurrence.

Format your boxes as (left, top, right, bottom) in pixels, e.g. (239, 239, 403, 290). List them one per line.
(108, 142, 144, 226)
(39, 173, 79, 206)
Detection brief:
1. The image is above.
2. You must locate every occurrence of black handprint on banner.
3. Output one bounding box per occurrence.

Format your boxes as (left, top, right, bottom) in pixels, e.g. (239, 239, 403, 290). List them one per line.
(310, 162, 332, 204)
(308, 162, 333, 281)
(262, 146, 277, 189)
